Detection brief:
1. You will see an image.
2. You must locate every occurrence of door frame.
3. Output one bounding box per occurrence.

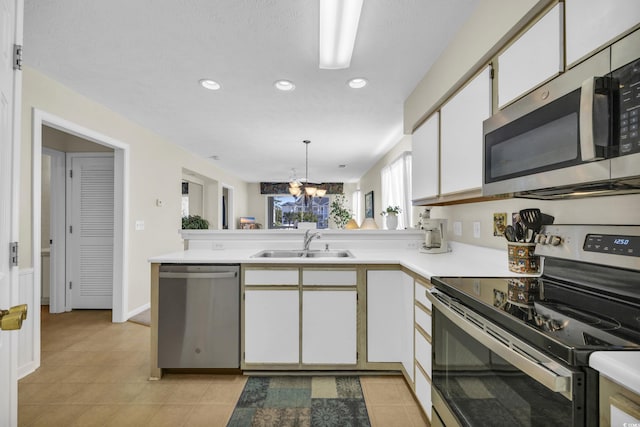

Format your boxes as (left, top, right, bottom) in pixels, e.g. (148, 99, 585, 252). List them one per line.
(32, 109, 129, 324)
(221, 183, 234, 230)
(42, 147, 66, 313)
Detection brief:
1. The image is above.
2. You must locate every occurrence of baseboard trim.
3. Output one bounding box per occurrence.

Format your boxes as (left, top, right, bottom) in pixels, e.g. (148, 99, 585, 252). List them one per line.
(18, 361, 38, 380)
(127, 302, 150, 320)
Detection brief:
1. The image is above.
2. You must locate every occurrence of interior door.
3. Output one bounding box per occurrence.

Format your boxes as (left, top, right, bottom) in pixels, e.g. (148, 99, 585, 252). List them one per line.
(0, 0, 22, 424)
(66, 153, 114, 309)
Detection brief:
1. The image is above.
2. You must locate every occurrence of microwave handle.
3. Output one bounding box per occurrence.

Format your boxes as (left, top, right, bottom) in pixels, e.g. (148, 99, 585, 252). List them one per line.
(579, 77, 605, 161)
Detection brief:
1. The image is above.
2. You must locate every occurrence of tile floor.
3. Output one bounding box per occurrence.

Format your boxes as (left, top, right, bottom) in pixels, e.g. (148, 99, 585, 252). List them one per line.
(18, 307, 429, 426)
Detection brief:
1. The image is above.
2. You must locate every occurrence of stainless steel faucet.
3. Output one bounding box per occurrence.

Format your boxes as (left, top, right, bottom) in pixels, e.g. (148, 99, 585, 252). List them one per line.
(303, 229, 322, 251)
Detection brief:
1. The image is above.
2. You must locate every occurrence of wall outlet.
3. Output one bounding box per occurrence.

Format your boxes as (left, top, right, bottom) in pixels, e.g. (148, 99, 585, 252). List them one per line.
(135, 220, 145, 231)
(473, 221, 481, 239)
(453, 221, 462, 236)
(406, 241, 419, 249)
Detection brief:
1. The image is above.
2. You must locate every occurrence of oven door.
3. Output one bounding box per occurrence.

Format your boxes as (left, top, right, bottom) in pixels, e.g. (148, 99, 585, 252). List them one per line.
(427, 288, 586, 427)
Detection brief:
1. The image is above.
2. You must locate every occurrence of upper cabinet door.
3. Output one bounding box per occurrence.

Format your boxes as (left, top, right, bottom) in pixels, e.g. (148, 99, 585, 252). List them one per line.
(566, 0, 640, 67)
(498, 4, 563, 108)
(440, 67, 492, 195)
(411, 112, 439, 203)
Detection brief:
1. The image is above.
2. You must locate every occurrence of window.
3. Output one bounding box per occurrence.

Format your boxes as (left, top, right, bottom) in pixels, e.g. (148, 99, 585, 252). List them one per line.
(380, 152, 412, 229)
(267, 195, 330, 229)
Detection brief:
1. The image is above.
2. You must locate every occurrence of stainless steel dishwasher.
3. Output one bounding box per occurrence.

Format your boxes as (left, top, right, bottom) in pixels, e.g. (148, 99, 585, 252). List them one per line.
(158, 264, 240, 368)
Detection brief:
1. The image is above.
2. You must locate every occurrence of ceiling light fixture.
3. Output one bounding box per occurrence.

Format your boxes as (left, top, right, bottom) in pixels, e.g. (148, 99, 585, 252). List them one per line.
(199, 79, 221, 90)
(274, 80, 296, 91)
(289, 140, 327, 198)
(319, 0, 364, 69)
(347, 77, 368, 89)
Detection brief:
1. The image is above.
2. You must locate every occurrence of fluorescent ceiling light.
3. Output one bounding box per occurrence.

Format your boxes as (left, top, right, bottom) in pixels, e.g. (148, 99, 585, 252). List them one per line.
(199, 79, 221, 90)
(274, 80, 296, 91)
(347, 77, 367, 89)
(319, 0, 364, 69)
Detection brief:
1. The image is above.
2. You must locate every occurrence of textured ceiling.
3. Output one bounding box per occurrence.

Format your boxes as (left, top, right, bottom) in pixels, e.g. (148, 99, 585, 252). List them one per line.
(23, 0, 478, 183)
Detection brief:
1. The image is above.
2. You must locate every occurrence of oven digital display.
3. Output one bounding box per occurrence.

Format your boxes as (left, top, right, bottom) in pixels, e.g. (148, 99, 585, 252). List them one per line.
(584, 234, 639, 257)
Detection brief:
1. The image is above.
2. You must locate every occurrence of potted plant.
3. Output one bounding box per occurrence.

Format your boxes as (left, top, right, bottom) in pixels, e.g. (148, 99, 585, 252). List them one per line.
(181, 215, 210, 229)
(329, 194, 352, 229)
(380, 205, 401, 230)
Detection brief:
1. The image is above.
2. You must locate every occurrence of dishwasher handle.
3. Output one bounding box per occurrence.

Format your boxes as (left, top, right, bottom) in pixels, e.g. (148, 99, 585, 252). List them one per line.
(159, 271, 238, 280)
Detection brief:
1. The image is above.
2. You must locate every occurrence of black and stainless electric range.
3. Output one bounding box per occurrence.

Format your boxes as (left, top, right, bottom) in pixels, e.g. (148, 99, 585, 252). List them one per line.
(428, 225, 640, 427)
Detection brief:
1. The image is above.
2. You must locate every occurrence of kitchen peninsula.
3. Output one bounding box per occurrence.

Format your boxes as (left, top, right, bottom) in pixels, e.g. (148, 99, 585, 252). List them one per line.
(148, 229, 517, 421)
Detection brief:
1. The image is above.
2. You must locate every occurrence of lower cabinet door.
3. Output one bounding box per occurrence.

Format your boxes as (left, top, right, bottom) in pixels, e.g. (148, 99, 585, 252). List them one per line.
(302, 290, 357, 365)
(244, 290, 299, 364)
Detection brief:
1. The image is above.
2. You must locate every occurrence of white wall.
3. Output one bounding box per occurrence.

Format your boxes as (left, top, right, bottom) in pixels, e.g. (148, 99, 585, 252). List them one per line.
(431, 195, 640, 250)
(20, 66, 249, 313)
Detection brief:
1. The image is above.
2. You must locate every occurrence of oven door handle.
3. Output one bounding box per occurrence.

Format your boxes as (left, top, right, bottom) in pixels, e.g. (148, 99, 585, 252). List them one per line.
(427, 289, 573, 395)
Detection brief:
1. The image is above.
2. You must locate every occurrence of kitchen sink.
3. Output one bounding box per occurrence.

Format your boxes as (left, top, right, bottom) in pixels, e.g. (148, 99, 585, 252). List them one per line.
(251, 250, 306, 258)
(304, 250, 353, 258)
(252, 249, 354, 258)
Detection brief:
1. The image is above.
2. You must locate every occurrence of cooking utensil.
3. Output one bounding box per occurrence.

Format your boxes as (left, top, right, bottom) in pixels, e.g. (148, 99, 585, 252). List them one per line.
(520, 209, 542, 243)
(515, 221, 526, 242)
(504, 225, 517, 242)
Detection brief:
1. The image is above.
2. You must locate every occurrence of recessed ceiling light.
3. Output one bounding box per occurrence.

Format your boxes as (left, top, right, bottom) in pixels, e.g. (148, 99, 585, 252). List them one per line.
(199, 79, 221, 90)
(274, 80, 296, 91)
(348, 78, 368, 89)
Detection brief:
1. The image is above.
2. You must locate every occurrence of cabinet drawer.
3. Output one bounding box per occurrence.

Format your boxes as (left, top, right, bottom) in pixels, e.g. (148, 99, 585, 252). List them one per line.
(415, 280, 432, 310)
(415, 305, 432, 337)
(303, 269, 357, 286)
(415, 330, 432, 379)
(415, 365, 432, 421)
(244, 269, 299, 286)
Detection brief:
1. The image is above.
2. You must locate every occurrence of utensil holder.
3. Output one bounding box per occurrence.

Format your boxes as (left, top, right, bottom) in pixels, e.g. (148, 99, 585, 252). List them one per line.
(507, 242, 539, 274)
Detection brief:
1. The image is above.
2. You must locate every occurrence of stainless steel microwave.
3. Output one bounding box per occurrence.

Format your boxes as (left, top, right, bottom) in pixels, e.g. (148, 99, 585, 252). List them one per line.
(483, 40, 640, 199)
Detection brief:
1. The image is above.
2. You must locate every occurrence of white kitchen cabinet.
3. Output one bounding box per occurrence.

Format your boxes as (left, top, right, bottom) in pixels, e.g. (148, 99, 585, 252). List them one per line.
(302, 268, 357, 286)
(411, 112, 439, 203)
(244, 268, 298, 286)
(415, 365, 432, 421)
(440, 67, 492, 195)
(565, 0, 640, 67)
(367, 270, 414, 382)
(498, 4, 563, 108)
(244, 290, 299, 364)
(401, 273, 415, 382)
(302, 290, 357, 364)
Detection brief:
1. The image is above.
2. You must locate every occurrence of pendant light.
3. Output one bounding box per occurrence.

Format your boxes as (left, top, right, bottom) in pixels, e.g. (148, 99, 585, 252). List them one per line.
(289, 140, 327, 197)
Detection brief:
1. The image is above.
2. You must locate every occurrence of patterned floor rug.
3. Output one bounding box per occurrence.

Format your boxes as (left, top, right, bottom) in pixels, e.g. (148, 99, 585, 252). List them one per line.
(227, 376, 371, 427)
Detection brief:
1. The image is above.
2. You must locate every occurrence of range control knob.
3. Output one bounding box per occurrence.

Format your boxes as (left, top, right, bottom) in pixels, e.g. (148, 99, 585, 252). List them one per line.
(549, 235, 562, 246)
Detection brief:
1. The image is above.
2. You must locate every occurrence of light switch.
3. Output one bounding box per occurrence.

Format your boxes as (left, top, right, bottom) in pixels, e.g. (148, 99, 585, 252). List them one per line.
(453, 221, 462, 236)
(135, 220, 145, 231)
(473, 221, 481, 239)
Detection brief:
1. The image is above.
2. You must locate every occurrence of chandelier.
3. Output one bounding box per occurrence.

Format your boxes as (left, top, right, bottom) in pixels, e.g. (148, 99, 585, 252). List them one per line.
(289, 140, 327, 198)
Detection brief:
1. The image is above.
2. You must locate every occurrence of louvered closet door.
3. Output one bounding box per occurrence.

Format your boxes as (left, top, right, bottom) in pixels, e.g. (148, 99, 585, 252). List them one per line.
(67, 154, 114, 309)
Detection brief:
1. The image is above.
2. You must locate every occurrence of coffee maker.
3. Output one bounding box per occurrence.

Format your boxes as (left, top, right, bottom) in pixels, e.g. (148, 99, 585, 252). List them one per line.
(420, 218, 449, 254)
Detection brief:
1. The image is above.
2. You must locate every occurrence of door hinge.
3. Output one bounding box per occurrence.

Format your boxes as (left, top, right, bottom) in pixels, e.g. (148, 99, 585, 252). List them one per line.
(69, 225, 73, 234)
(69, 169, 73, 178)
(9, 242, 18, 267)
(13, 45, 22, 70)
(490, 66, 495, 79)
(69, 281, 72, 290)
(357, 351, 359, 361)
(242, 352, 245, 361)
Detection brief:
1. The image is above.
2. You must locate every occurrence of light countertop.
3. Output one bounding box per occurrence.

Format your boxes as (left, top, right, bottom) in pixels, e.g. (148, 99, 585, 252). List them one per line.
(590, 351, 640, 394)
(149, 241, 518, 279)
